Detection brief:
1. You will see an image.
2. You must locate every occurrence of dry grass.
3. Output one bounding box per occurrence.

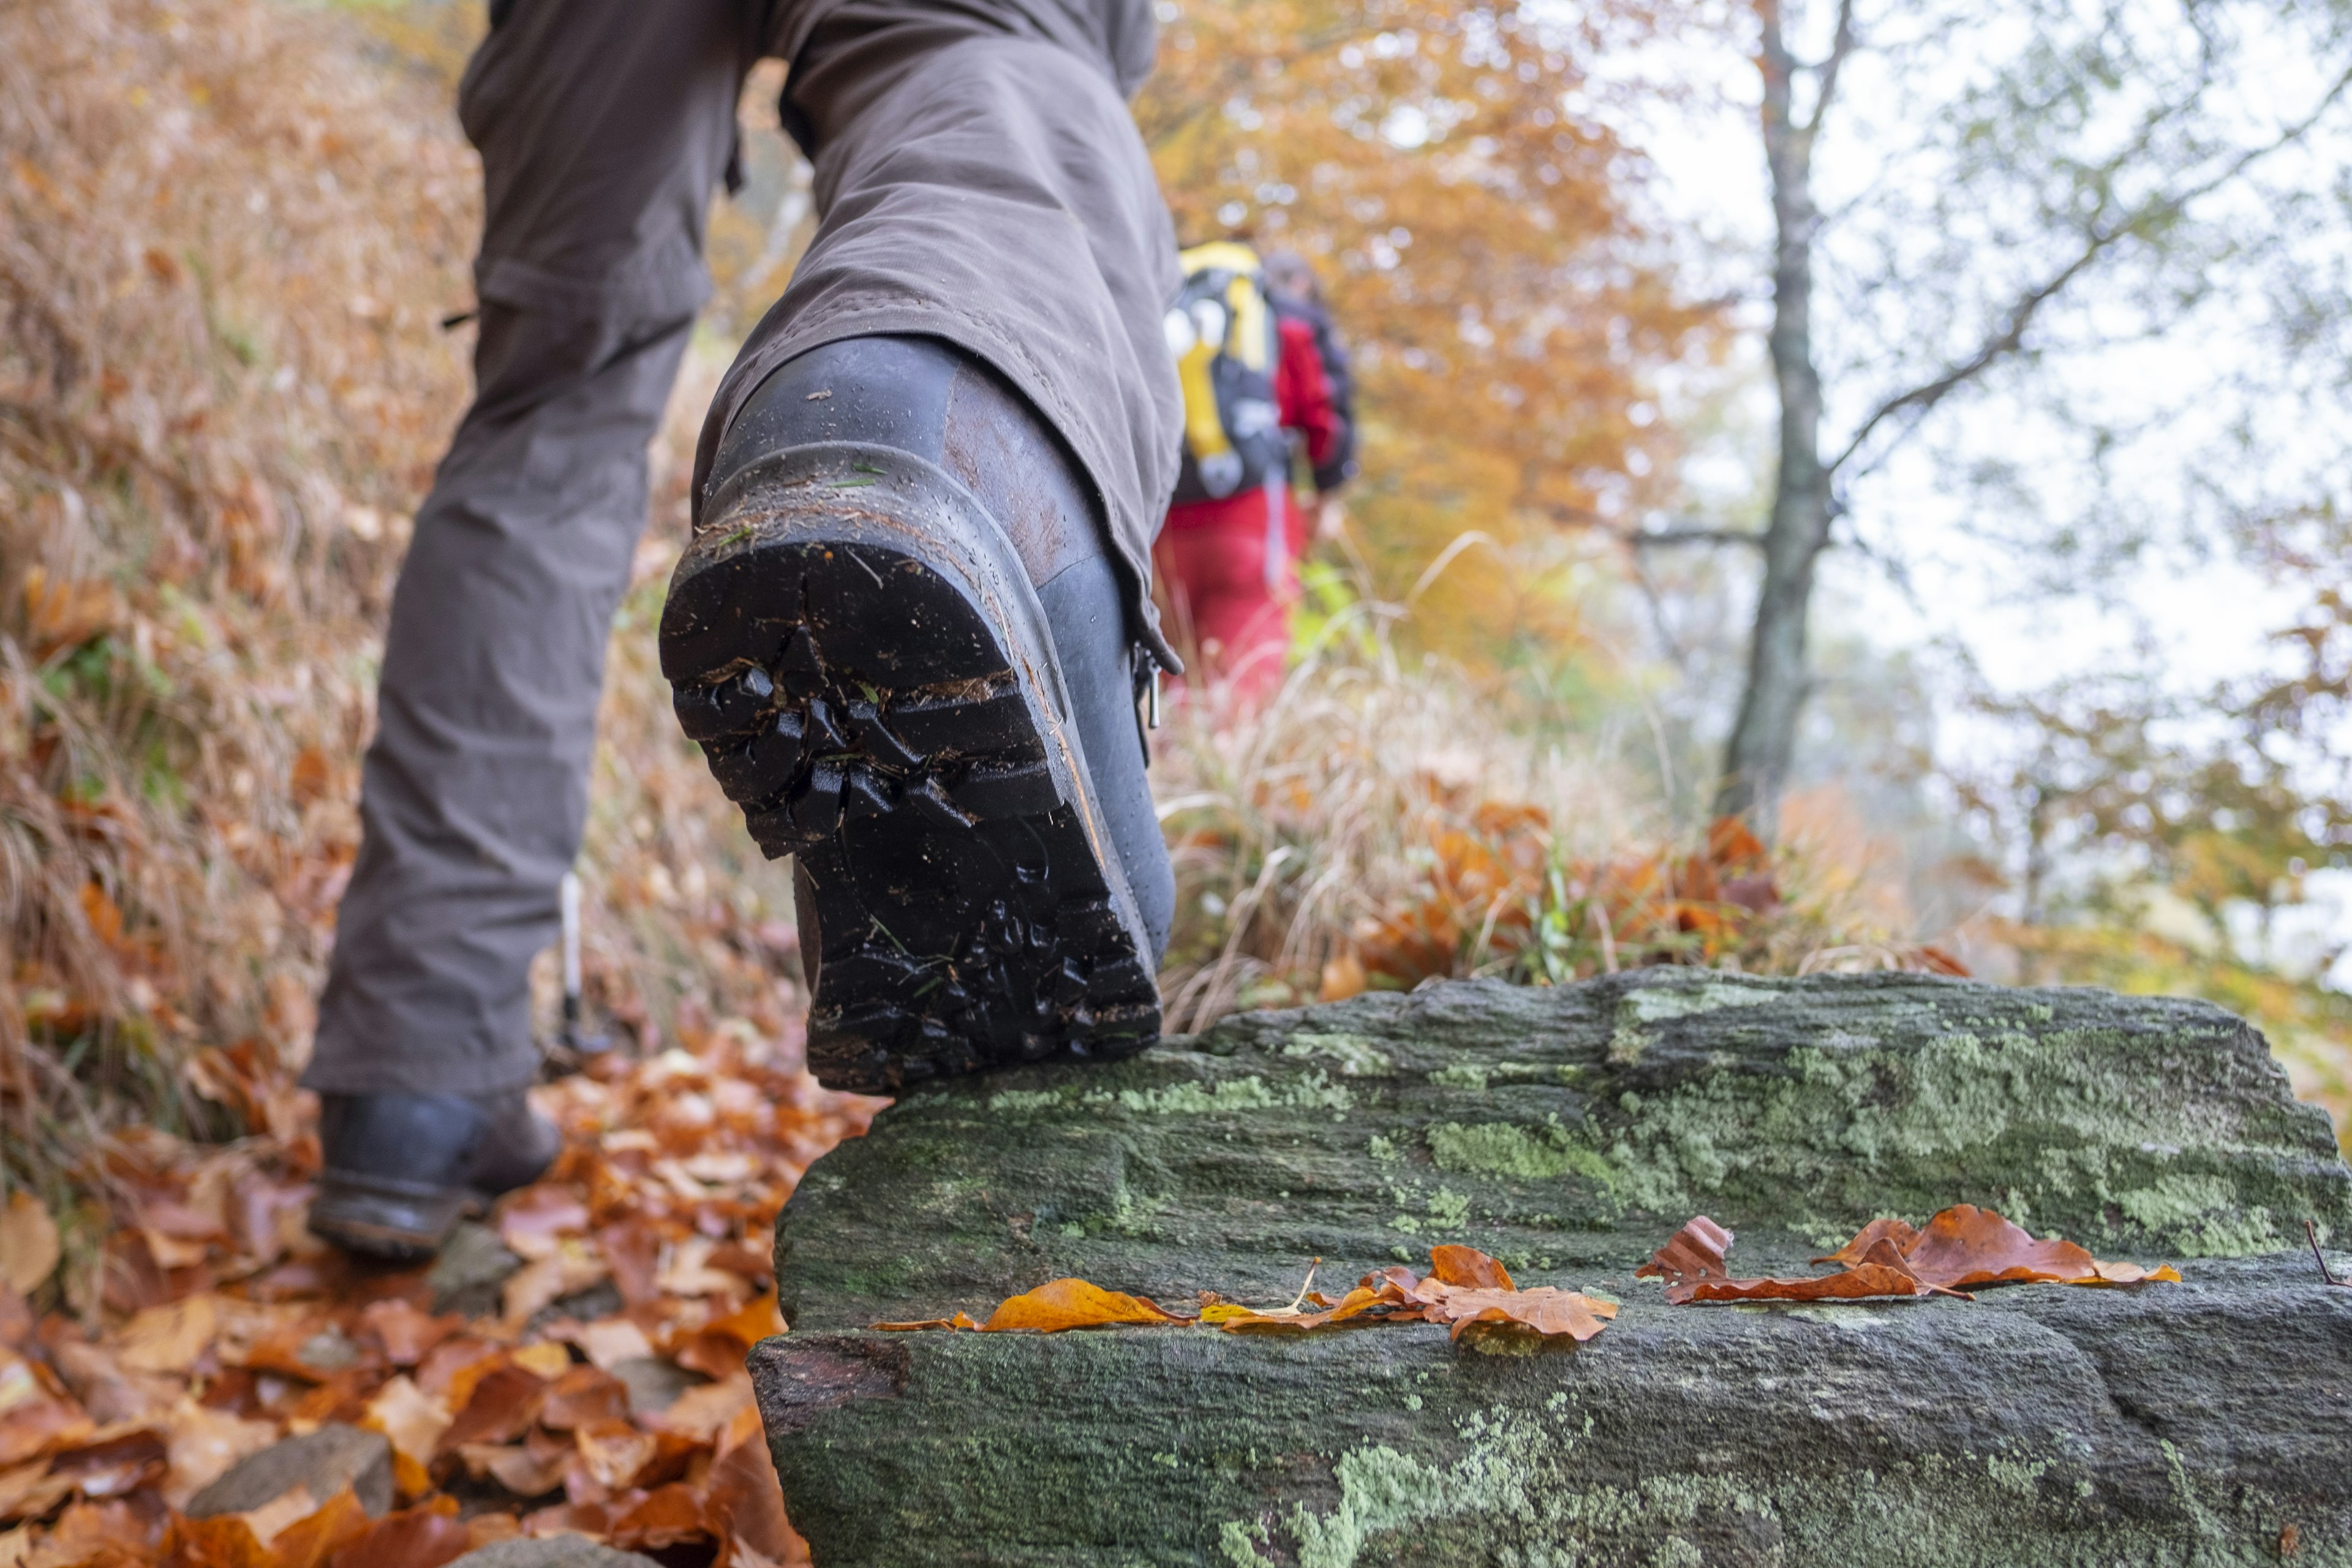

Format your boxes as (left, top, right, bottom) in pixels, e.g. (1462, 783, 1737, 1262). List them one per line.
(0, 0, 804, 1235)
(1152, 581, 1964, 1034)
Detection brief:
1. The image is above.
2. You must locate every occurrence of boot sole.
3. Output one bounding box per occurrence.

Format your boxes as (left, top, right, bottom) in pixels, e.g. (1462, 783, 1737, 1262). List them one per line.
(309, 1174, 480, 1263)
(662, 443, 1161, 1093)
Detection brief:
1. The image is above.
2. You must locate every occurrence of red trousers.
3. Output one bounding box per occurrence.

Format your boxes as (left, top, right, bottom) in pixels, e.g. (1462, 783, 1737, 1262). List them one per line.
(1153, 483, 1305, 701)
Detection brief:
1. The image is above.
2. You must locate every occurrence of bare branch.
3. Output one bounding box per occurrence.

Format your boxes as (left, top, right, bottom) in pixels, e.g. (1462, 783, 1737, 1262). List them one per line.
(1829, 58, 2352, 478)
(1803, 0, 1860, 137)
(1623, 527, 1768, 549)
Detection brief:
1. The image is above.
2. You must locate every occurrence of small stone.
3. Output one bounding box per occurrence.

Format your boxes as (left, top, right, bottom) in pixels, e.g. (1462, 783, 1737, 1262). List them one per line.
(430, 1222, 522, 1317)
(445, 1542, 663, 1568)
(609, 1357, 707, 1417)
(186, 1423, 393, 1519)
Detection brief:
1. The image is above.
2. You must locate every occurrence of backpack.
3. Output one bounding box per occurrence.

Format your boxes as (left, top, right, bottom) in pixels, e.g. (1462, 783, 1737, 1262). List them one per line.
(1166, 242, 1287, 504)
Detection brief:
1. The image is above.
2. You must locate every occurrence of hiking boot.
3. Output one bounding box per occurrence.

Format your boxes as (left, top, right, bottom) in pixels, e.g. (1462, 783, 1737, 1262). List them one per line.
(309, 1089, 560, 1261)
(662, 336, 1174, 1093)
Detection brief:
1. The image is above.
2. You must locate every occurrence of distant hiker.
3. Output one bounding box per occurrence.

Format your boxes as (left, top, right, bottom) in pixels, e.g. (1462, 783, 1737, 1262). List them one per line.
(1152, 243, 1357, 701)
(308, 0, 1188, 1257)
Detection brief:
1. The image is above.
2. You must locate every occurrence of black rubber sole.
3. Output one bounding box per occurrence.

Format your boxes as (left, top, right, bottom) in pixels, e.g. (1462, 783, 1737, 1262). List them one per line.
(662, 443, 1161, 1094)
(308, 1174, 478, 1263)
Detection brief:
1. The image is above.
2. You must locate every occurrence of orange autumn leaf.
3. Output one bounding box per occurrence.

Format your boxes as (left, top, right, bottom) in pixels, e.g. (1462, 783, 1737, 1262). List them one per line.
(266, 1487, 372, 1568)
(1427, 1245, 1514, 1291)
(1419, 1286, 1618, 1343)
(978, 1280, 1192, 1333)
(1644, 1206, 2180, 1305)
(1825, 1204, 2182, 1289)
(1638, 1217, 1955, 1303)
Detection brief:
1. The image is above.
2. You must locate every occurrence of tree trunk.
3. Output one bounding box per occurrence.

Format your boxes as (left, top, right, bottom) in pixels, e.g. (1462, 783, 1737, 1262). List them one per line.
(1714, 0, 1838, 831)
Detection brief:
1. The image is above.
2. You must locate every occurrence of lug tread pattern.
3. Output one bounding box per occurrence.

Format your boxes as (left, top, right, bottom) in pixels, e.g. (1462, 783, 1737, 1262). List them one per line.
(663, 532, 1158, 1093)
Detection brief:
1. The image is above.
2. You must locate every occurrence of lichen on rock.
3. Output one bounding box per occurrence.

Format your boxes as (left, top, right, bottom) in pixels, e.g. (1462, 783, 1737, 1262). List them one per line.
(758, 974, 2352, 1565)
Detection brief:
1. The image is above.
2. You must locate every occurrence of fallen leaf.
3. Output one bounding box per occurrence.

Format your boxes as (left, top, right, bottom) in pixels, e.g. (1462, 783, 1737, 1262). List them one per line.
(454, 1442, 565, 1499)
(1415, 1285, 1618, 1343)
(508, 1344, 571, 1382)
(236, 1483, 318, 1548)
(496, 1188, 589, 1264)
(606, 1483, 709, 1551)
(0, 1353, 92, 1468)
(1640, 1219, 1952, 1303)
(0, 1460, 73, 1525)
(500, 1246, 607, 1330)
(431, 1367, 545, 1458)
(0, 1285, 32, 1351)
(357, 1304, 457, 1369)
(1645, 1205, 2179, 1305)
(571, 1421, 658, 1491)
(162, 1400, 277, 1507)
(552, 1319, 652, 1372)
(1867, 1204, 2180, 1289)
(361, 1378, 449, 1468)
(167, 1511, 274, 1568)
(324, 1498, 469, 1568)
(116, 1297, 221, 1376)
(978, 1280, 1191, 1333)
(0, 1200, 59, 1297)
(1427, 1245, 1515, 1291)
(644, 1374, 752, 1446)
(537, 1369, 628, 1433)
(701, 1431, 804, 1566)
(265, 1487, 371, 1568)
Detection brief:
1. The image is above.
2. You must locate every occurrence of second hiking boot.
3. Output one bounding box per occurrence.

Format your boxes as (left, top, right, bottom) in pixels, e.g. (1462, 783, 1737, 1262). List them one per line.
(661, 337, 1173, 1094)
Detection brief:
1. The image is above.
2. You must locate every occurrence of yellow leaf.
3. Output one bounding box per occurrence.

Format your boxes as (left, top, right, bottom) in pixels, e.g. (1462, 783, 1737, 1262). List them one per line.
(118, 1295, 220, 1374)
(978, 1279, 1189, 1333)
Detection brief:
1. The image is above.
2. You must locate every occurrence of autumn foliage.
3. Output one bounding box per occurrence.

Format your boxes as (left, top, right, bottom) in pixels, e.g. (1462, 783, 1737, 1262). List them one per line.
(0, 1028, 876, 1567)
(1638, 1207, 2181, 1305)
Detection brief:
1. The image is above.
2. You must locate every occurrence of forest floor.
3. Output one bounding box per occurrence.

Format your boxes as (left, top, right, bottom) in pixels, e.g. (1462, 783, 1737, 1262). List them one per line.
(0, 1007, 877, 1567)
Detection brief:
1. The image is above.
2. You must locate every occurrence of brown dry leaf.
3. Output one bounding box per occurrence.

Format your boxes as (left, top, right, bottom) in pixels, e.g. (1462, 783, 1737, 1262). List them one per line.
(168, 1512, 275, 1568)
(0, 1354, 92, 1469)
(116, 1297, 221, 1376)
(46, 1497, 165, 1566)
(1639, 1218, 1950, 1304)
(606, 1483, 709, 1552)
(702, 1433, 805, 1566)
(362, 1377, 450, 1468)
(571, 1421, 658, 1491)
(1417, 1285, 1618, 1343)
(162, 1400, 277, 1507)
(499, 1245, 608, 1330)
(496, 1188, 589, 1264)
(236, 1485, 320, 1549)
(431, 1366, 546, 1459)
(1853, 1204, 2182, 1290)
(646, 1374, 751, 1446)
(0, 1460, 73, 1525)
(323, 1498, 470, 1568)
(454, 1441, 566, 1499)
(0, 1285, 33, 1352)
(0, 1199, 60, 1297)
(358, 1303, 458, 1369)
(47, 1427, 170, 1502)
(265, 1487, 371, 1568)
(1427, 1245, 1515, 1291)
(553, 1319, 653, 1372)
(978, 1280, 1191, 1333)
(672, 1292, 786, 1378)
(536, 1368, 628, 1433)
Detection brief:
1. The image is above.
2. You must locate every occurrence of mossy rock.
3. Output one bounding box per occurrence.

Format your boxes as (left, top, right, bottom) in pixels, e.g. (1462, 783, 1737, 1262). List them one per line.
(757, 973, 2352, 1566)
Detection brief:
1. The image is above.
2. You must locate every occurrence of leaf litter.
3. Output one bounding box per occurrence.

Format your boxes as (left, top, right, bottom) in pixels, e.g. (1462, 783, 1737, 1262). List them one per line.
(872, 1245, 1619, 1346)
(1638, 1205, 2181, 1304)
(0, 1031, 880, 1568)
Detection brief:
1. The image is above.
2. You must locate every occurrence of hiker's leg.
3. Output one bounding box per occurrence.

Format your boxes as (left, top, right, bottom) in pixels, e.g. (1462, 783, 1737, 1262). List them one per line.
(665, 9, 1183, 1091)
(307, 0, 763, 1253)
(1153, 493, 1296, 699)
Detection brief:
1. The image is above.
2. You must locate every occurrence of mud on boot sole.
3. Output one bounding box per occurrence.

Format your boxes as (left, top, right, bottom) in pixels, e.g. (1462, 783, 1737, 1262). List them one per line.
(661, 442, 1161, 1094)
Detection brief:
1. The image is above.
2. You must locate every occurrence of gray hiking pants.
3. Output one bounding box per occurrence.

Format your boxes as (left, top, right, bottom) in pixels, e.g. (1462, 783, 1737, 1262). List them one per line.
(307, 0, 1181, 1095)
